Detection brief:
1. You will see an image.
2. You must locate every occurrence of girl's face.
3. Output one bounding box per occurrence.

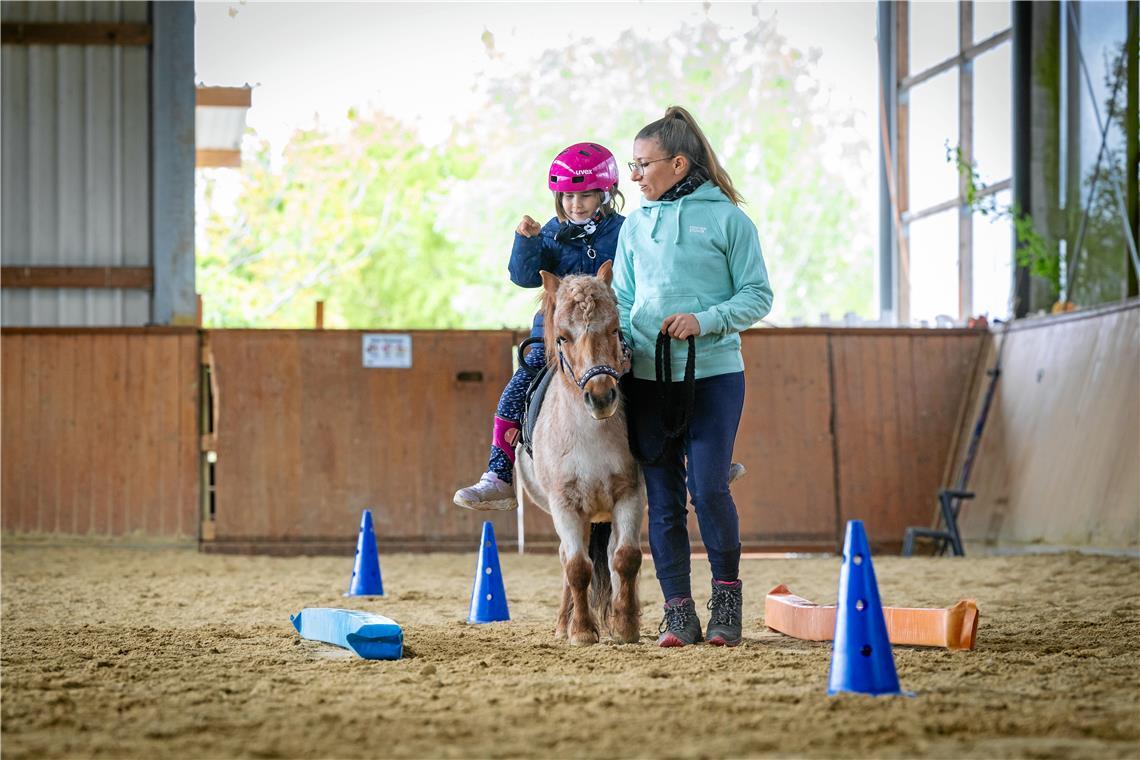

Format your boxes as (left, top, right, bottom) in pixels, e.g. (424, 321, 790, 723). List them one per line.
(630, 138, 687, 201)
(561, 191, 602, 223)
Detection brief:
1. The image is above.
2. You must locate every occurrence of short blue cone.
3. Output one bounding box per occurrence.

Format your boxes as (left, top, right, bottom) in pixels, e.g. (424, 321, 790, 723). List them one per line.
(827, 520, 904, 696)
(346, 509, 384, 597)
(467, 521, 509, 623)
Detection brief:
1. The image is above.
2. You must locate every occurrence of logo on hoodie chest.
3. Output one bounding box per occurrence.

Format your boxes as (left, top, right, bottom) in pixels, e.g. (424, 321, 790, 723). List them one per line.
(688, 225, 707, 234)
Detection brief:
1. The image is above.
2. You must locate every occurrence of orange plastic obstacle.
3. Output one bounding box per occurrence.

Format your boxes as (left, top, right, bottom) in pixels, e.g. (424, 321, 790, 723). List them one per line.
(765, 584, 979, 650)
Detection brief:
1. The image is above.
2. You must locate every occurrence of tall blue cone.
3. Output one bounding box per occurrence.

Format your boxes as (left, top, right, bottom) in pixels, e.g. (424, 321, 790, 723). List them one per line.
(346, 509, 384, 596)
(467, 521, 509, 623)
(827, 520, 903, 696)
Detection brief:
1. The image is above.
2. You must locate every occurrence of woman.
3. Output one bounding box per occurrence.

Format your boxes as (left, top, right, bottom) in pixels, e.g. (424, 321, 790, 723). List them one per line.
(613, 106, 773, 647)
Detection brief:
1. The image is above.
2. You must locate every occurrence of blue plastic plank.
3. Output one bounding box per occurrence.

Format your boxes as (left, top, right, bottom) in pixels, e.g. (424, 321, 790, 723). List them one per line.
(290, 608, 403, 660)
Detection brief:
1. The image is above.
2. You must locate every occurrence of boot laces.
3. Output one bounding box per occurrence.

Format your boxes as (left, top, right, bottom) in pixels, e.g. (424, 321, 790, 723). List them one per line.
(707, 585, 742, 626)
(658, 601, 696, 635)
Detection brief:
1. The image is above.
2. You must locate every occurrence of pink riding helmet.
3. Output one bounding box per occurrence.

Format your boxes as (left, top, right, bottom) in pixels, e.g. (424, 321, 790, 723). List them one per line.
(547, 142, 619, 194)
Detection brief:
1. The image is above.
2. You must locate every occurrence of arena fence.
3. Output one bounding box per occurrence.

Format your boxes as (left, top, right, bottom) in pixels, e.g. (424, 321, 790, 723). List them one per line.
(2, 324, 1001, 553)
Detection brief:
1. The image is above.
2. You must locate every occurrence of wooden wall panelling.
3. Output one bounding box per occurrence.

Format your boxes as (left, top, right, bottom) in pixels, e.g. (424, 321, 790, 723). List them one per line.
(207, 331, 518, 550)
(2, 335, 24, 531)
(831, 332, 984, 547)
(960, 304, 1140, 549)
(0, 330, 199, 538)
(727, 332, 838, 548)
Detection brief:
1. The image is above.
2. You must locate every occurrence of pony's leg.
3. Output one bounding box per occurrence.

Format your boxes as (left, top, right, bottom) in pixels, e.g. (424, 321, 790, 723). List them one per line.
(608, 487, 645, 644)
(553, 509, 598, 646)
(554, 549, 573, 640)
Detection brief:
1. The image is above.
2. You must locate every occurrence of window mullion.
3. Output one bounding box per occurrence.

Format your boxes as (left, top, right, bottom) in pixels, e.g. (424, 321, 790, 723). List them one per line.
(958, 0, 974, 319)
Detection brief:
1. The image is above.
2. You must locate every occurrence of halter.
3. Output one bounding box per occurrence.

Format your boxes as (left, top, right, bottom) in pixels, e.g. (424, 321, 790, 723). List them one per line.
(556, 336, 621, 390)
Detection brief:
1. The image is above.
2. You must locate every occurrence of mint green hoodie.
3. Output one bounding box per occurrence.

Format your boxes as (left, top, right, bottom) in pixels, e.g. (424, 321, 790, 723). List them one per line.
(613, 181, 773, 381)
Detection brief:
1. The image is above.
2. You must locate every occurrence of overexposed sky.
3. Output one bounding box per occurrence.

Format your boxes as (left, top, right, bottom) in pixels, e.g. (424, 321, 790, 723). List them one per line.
(195, 1, 1017, 323)
(195, 1, 880, 151)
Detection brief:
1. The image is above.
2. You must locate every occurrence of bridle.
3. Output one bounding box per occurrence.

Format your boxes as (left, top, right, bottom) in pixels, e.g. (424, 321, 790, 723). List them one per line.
(556, 335, 621, 390)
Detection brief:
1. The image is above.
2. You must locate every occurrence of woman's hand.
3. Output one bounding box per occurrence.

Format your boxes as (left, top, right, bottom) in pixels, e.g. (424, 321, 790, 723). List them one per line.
(516, 215, 541, 238)
(661, 313, 700, 339)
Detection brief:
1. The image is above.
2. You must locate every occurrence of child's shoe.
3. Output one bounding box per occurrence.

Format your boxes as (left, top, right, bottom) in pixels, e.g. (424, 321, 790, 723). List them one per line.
(657, 597, 703, 647)
(705, 579, 743, 646)
(452, 471, 517, 511)
(728, 462, 746, 484)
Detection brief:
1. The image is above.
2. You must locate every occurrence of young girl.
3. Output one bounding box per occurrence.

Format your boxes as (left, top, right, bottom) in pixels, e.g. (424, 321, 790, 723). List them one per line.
(453, 142, 625, 511)
(613, 106, 773, 648)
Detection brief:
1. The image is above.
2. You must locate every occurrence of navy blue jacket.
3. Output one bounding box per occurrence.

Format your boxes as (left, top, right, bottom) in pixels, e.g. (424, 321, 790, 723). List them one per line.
(508, 212, 625, 335)
(508, 213, 625, 287)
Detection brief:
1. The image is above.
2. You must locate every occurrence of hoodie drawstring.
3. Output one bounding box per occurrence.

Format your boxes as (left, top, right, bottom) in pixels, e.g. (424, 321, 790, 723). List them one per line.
(674, 195, 686, 243)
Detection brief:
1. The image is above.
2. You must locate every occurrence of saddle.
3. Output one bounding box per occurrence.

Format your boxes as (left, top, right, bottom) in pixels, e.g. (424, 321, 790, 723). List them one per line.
(517, 338, 554, 458)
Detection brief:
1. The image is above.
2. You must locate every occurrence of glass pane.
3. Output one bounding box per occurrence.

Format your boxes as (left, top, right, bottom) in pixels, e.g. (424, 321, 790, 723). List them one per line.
(908, 209, 959, 324)
(974, 1, 1011, 42)
(972, 190, 1013, 320)
(973, 43, 1012, 186)
(908, 69, 959, 211)
(909, 1, 959, 74)
(1067, 0, 1130, 306)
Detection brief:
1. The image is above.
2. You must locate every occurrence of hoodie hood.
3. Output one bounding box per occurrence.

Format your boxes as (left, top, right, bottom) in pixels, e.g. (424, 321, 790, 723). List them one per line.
(637, 181, 733, 243)
(612, 179, 773, 382)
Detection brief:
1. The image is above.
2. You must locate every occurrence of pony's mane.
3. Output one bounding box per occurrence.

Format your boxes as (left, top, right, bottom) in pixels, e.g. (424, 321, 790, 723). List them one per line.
(543, 275, 616, 365)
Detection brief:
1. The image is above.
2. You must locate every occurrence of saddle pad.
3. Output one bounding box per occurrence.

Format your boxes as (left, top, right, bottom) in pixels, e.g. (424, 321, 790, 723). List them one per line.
(520, 361, 555, 457)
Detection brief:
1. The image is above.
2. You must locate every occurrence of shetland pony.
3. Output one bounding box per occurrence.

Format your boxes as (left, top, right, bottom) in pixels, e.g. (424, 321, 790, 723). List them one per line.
(515, 261, 644, 645)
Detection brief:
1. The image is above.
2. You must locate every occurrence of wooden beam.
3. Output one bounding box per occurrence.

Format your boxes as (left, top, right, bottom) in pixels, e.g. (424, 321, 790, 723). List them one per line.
(196, 149, 242, 168)
(1, 22, 152, 46)
(196, 87, 252, 108)
(1, 266, 153, 289)
(958, 1, 975, 320)
(897, 0, 911, 324)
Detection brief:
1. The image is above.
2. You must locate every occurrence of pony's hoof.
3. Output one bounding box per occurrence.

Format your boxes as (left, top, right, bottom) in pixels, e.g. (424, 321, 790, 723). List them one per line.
(608, 613, 641, 644)
(553, 626, 568, 641)
(610, 630, 640, 645)
(569, 629, 599, 646)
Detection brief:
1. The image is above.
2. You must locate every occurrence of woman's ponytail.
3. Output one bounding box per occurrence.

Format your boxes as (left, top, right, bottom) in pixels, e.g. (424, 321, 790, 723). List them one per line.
(637, 105, 743, 205)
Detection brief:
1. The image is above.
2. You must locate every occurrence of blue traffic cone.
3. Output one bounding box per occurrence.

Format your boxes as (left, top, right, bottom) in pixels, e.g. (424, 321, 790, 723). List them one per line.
(345, 509, 384, 596)
(827, 520, 904, 696)
(467, 521, 509, 623)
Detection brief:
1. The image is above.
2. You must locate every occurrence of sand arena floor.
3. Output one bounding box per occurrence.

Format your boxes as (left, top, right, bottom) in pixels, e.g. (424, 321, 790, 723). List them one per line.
(2, 539, 1138, 759)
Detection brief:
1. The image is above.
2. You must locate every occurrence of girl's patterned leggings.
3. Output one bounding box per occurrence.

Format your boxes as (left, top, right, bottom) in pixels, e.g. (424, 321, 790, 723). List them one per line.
(487, 343, 546, 483)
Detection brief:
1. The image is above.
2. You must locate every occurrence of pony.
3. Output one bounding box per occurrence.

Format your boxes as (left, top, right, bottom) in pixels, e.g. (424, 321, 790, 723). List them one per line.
(515, 260, 645, 645)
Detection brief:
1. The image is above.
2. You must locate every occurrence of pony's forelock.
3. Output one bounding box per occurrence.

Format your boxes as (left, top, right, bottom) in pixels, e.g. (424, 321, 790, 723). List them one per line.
(543, 274, 617, 364)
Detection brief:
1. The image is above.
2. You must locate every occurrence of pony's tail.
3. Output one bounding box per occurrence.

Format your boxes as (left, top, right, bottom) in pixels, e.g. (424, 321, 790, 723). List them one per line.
(587, 522, 613, 626)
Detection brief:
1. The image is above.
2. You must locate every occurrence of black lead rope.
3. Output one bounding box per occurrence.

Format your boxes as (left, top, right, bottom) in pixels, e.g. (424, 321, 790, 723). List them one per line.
(628, 332, 696, 466)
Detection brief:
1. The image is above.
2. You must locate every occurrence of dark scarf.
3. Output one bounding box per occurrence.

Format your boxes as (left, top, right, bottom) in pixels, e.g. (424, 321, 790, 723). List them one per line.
(658, 172, 707, 202)
(554, 209, 605, 259)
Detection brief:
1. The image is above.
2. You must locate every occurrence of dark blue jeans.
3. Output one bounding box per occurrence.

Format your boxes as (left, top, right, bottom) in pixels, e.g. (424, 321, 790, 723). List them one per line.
(626, 372, 745, 602)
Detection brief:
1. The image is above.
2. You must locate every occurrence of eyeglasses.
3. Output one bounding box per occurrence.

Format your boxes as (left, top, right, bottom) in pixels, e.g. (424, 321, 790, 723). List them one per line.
(627, 156, 675, 174)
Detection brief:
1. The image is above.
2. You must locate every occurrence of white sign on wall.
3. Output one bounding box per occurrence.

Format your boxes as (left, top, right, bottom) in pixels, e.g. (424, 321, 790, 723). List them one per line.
(362, 334, 412, 369)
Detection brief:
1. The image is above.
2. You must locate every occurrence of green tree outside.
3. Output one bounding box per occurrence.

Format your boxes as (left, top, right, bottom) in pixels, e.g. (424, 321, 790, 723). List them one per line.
(198, 13, 874, 328)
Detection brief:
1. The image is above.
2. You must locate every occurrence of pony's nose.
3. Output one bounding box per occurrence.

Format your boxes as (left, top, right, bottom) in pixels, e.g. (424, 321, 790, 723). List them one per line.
(584, 386, 618, 414)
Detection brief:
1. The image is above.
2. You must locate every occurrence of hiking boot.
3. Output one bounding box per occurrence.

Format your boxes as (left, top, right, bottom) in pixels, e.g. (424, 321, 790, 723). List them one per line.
(453, 471, 517, 511)
(706, 579, 743, 646)
(657, 597, 703, 647)
(728, 462, 746, 485)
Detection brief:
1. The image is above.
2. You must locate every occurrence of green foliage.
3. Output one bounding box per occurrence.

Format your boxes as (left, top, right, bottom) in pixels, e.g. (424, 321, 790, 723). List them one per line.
(947, 144, 1058, 292)
(199, 114, 481, 327)
(199, 11, 875, 327)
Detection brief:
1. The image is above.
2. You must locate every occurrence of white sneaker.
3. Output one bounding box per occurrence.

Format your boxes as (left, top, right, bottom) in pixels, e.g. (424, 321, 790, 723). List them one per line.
(728, 462, 746, 485)
(453, 471, 518, 511)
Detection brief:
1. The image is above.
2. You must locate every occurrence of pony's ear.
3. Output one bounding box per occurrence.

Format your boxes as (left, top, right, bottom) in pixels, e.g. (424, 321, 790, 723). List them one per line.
(596, 260, 613, 285)
(540, 270, 561, 299)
